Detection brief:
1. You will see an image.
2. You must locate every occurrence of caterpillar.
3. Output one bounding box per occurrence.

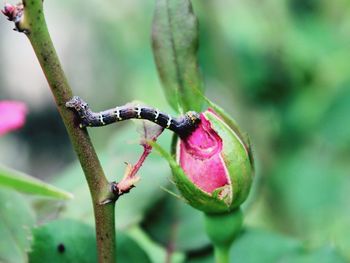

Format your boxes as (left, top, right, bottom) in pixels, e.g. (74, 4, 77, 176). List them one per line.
(66, 96, 201, 138)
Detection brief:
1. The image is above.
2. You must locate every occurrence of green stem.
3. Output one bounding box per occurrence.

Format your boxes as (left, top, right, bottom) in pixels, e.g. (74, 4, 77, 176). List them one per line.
(18, 1, 116, 262)
(204, 208, 243, 263)
(213, 244, 230, 263)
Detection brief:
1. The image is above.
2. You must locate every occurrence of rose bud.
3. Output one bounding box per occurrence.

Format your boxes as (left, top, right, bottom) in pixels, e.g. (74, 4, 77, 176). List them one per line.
(173, 106, 254, 214)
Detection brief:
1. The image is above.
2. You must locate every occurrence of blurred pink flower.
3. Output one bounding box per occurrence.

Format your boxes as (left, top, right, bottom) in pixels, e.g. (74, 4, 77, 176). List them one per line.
(0, 101, 27, 136)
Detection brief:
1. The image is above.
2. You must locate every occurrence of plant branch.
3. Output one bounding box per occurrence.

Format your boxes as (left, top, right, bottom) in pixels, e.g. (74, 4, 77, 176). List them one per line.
(10, 1, 116, 262)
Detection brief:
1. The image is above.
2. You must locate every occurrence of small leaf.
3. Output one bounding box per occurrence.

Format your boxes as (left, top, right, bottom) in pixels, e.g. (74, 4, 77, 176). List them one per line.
(0, 165, 73, 200)
(152, 0, 204, 113)
(0, 188, 35, 263)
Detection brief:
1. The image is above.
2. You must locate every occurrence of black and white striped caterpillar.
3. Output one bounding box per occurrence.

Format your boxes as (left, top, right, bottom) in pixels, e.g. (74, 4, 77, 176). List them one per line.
(66, 96, 201, 138)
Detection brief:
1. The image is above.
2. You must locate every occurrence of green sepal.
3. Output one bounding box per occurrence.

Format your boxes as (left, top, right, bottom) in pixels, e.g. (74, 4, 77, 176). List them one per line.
(151, 142, 231, 213)
(204, 112, 253, 209)
(152, 0, 204, 113)
(0, 165, 73, 200)
(198, 93, 255, 170)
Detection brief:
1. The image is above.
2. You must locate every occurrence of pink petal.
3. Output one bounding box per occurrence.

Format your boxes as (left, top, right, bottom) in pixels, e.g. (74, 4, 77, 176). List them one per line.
(178, 113, 228, 193)
(0, 101, 27, 136)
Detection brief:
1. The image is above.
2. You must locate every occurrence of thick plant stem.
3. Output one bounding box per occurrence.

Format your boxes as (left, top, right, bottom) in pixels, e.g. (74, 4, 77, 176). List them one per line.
(204, 208, 243, 263)
(19, 1, 116, 262)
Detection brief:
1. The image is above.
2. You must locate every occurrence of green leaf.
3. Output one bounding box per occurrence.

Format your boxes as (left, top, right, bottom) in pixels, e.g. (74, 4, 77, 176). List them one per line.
(0, 188, 35, 263)
(28, 219, 151, 263)
(152, 0, 204, 113)
(0, 165, 73, 200)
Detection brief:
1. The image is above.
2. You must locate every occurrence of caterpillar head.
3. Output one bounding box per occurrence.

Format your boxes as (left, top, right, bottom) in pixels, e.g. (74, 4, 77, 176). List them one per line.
(66, 96, 89, 113)
(175, 111, 201, 138)
(185, 111, 201, 126)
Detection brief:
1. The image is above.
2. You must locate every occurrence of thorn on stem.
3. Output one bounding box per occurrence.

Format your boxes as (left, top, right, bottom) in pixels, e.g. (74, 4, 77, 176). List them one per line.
(110, 162, 140, 199)
(110, 181, 136, 201)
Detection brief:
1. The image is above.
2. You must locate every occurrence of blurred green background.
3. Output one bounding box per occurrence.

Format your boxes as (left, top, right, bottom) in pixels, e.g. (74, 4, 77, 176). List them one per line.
(1, 0, 350, 262)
